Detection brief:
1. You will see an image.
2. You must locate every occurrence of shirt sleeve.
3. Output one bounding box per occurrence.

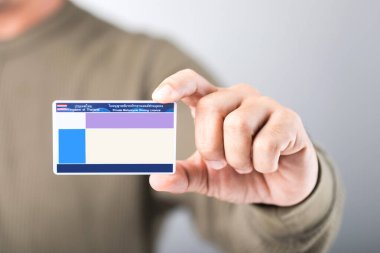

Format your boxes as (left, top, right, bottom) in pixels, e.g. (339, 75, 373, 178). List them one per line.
(183, 146, 344, 253)
(144, 38, 344, 253)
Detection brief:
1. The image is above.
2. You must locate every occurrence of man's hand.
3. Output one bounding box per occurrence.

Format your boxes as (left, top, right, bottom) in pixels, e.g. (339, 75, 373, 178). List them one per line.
(149, 69, 318, 206)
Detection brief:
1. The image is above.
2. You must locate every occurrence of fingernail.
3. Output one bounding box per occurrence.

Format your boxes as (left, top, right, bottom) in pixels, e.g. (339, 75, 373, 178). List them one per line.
(237, 167, 253, 174)
(152, 85, 174, 101)
(205, 160, 226, 170)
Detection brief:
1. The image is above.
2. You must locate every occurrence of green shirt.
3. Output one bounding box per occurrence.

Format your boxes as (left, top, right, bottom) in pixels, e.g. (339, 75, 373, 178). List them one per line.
(0, 2, 343, 252)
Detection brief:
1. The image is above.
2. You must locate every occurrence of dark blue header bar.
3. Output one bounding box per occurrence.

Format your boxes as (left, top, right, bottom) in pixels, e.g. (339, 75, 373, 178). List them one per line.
(57, 164, 174, 173)
(56, 102, 174, 113)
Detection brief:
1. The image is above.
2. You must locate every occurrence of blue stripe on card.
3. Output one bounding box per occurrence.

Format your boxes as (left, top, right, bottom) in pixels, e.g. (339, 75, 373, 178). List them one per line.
(57, 164, 173, 173)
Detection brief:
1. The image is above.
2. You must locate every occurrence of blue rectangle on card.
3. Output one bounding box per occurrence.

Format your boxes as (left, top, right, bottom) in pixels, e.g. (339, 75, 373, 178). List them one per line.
(59, 129, 86, 164)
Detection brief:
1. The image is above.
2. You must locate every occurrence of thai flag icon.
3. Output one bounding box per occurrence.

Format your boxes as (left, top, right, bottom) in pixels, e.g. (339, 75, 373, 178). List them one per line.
(57, 104, 68, 108)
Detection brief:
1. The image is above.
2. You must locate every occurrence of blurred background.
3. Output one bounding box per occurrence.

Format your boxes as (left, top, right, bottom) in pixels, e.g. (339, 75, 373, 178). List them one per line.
(72, 0, 380, 252)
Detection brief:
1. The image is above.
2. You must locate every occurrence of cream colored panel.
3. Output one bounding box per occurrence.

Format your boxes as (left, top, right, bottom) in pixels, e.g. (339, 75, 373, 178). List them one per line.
(86, 129, 175, 164)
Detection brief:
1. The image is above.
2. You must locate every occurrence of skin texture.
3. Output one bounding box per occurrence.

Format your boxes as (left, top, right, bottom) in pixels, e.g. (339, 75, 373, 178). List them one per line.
(0, 0, 64, 41)
(150, 69, 319, 206)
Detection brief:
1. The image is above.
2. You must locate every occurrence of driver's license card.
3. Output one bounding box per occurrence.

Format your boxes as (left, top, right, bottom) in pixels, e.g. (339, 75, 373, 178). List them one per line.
(52, 101, 176, 175)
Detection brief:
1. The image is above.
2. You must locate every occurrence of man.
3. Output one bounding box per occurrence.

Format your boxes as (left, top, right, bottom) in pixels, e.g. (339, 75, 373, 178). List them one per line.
(0, 0, 343, 252)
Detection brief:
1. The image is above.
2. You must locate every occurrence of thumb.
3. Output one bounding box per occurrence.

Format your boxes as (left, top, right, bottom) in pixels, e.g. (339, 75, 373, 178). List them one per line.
(149, 153, 208, 194)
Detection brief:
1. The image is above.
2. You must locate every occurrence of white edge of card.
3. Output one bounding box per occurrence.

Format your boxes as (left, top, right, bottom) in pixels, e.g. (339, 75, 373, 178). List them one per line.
(52, 100, 58, 175)
(52, 100, 176, 175)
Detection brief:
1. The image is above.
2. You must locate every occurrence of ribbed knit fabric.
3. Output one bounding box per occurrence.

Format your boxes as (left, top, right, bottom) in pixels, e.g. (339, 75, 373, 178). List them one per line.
(0, 2, 343, 252)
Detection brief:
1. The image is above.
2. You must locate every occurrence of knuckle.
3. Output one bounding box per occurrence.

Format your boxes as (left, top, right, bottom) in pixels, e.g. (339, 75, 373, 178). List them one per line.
(254, 136, 279, 154)
(163, 76, 178, 89)
(197, 96, 215, 111)
(259, 96, 277, 106)
(234, 83, 251, 90)
(244, 97, 259, 105)
(281, 108, 297, 119)
(270, 126, 284, 139)
(264, 123, 294, 150)
(196, 96, 224, 116)
(277, 108, 302, 126)
(232, 83, 260, 95)
(224, 113, 250, 133)
(180, 68, 197, 77)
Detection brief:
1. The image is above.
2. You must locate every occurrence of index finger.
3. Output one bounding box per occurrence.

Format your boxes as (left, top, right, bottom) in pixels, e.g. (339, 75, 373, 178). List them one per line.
(152, 69, 217, 108)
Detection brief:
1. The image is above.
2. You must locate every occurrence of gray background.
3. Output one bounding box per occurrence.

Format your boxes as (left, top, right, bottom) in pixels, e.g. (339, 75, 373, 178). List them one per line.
(72, 0, 380, 252)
